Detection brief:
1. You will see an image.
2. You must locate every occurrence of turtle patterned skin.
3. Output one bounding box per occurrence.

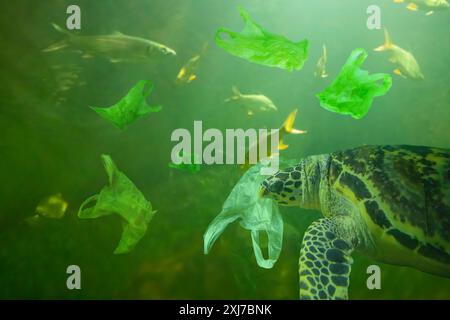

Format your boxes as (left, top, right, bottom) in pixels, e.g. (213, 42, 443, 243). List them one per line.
(260, 145, 450, 300)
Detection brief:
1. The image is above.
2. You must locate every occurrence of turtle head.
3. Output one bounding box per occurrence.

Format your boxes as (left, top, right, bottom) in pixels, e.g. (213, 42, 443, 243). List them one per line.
(260, 165, 303, 206)
(260, 156, 325, 209)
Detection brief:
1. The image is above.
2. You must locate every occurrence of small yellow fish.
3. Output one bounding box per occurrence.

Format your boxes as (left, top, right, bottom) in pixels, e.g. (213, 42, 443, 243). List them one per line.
(314, 44, 329, 78)
(242, 109, 306, 169)
(394, 0, 449, 15)
(176, 43, 208, 85)
(36, 193, 68, 219)
(374, 28, 424, 80)
(26, 193, 68, 225)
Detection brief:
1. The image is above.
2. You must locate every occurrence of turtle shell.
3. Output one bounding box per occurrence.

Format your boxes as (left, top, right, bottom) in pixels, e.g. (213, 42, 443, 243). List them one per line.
(327, 145, 450, 268)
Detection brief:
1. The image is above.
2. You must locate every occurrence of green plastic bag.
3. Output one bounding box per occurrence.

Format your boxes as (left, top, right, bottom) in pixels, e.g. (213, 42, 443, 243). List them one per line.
(204, 163, 283, 269)
(78, 155, 157, 254)
(316, 48, 392, 119)
(168, 151, 201, 173)
(215, 7, 309, 71)
(90, 80, 162, 130)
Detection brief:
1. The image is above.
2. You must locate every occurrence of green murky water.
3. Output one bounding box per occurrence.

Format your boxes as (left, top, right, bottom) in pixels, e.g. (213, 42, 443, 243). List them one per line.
(0, 0, 449, 299)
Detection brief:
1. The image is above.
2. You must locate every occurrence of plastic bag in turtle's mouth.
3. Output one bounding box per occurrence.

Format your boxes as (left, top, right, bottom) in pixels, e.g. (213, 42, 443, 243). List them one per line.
(203, 163, 283, 269)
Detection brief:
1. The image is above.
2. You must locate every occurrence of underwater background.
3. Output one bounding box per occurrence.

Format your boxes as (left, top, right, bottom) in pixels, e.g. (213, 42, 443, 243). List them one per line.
(0, 0, 449, 299)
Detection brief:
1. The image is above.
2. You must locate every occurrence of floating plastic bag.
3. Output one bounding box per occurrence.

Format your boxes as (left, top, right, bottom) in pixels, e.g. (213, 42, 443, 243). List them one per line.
(90, 80, 162, 130)
(204, 163, 283, 269)
(316, 48, 392, 119)
(168, 151, 201, 173)
(78, 155, 156, 254)
(215, 7, 309, 71)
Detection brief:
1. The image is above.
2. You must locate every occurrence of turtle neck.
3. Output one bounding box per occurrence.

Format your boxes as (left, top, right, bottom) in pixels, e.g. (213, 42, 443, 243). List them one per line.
(301, 154, 330, 210)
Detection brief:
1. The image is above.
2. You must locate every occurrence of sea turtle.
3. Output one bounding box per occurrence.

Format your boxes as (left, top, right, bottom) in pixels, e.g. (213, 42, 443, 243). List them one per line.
(260, 145, 450, 299)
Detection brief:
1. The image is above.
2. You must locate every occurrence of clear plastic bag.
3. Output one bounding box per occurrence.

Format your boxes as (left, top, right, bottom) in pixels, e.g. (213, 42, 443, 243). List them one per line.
(204, 163, 283, 269)
(78, 155, 156, 254)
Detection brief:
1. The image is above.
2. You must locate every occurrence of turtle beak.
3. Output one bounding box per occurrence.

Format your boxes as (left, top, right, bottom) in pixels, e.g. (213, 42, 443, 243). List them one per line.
(259, 186, 269, 198)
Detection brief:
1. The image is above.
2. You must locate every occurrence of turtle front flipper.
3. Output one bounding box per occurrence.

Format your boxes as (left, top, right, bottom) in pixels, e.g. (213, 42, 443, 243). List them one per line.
(299, 218, 355, 300)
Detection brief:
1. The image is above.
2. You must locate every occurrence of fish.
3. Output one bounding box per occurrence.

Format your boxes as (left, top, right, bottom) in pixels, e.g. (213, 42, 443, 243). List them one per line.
(26, 193, 69, 225)
(35, 193, 68, 219)
(374, 28, 424, 80)
(225, 86, 278, 116)
(242, 109, 306, 169)
(314, 44, 329, 78)
(176, 43, 208, 85)
(43, 23, 176, 63)
(393, 0, 449, 15)
(47, 64, 86, 106)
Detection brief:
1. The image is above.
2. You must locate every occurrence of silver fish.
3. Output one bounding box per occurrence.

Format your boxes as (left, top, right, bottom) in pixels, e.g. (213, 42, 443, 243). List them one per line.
(225, 86, 278, 116)
(43, 23, 176, 63)
(314, 44, 328, 78)
(374, 28, 424, 80)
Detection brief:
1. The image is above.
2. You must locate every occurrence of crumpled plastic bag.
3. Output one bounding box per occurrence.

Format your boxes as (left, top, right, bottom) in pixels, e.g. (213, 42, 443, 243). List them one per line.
(78, 155, 156, 254)
(90, 80, 162, 130)
(168, 151, 201, 173)
(316, 48, 392, 119)
(204, 163, 283, 269)
(215, 7, 309, 71)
